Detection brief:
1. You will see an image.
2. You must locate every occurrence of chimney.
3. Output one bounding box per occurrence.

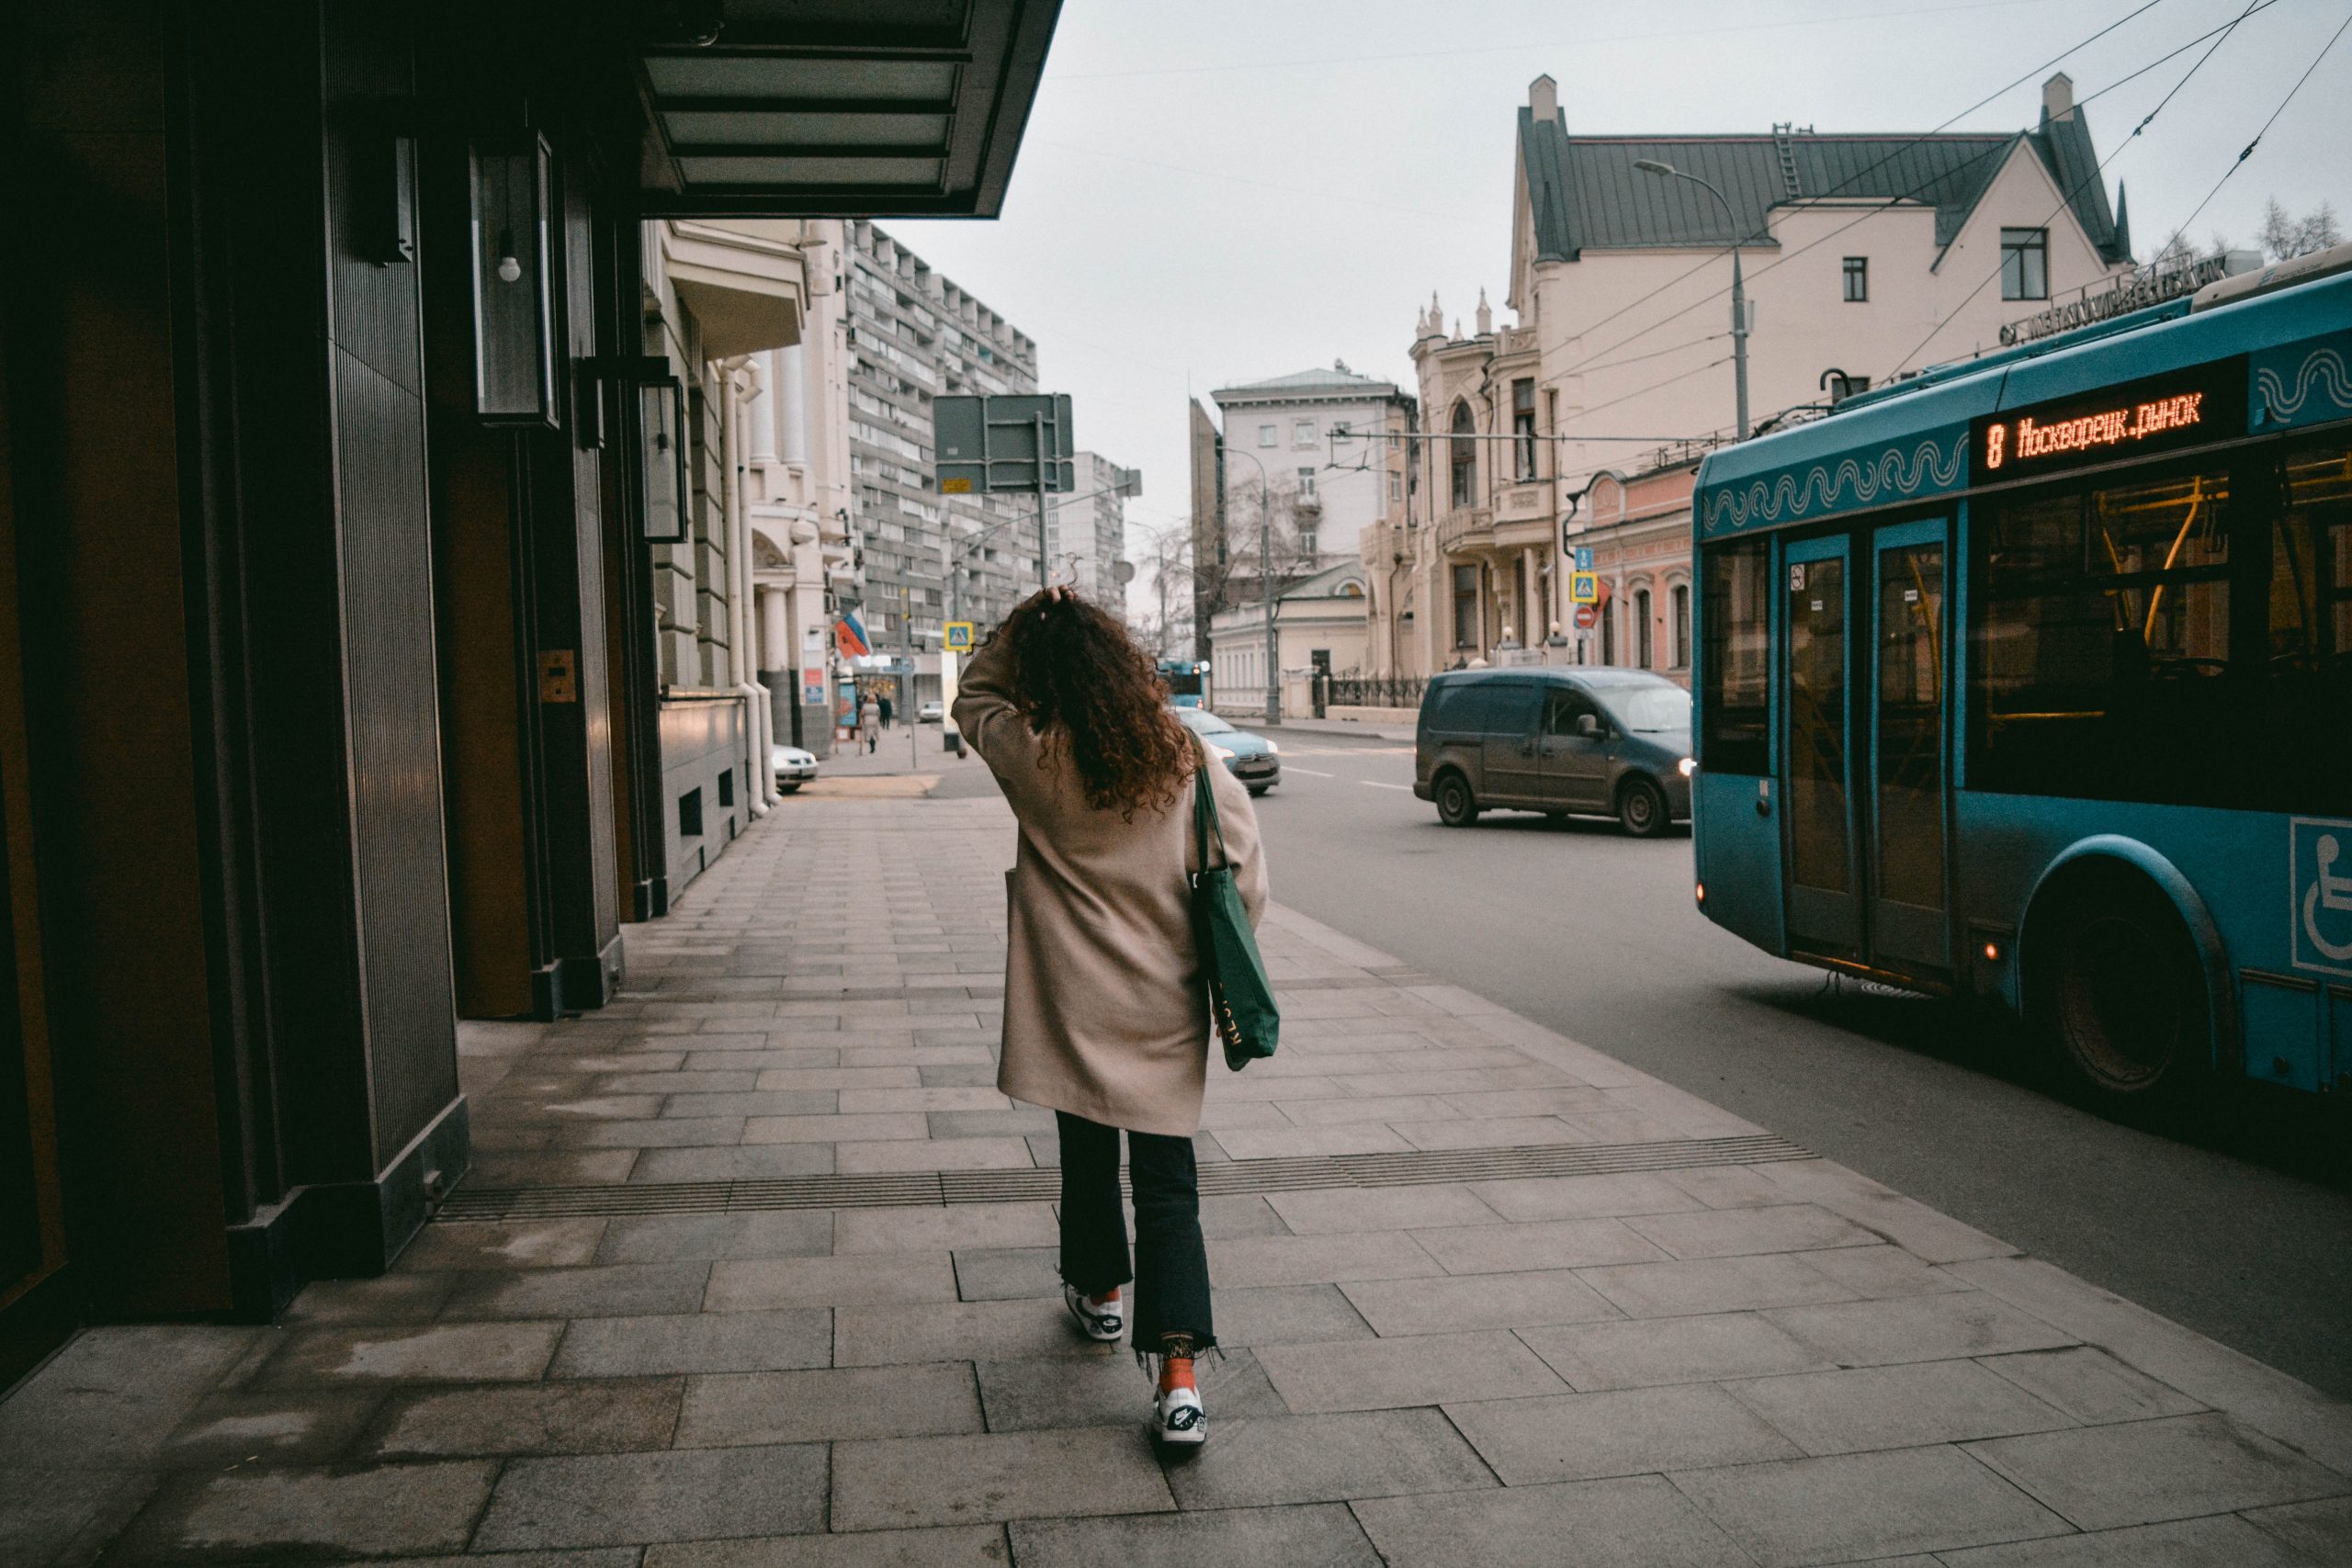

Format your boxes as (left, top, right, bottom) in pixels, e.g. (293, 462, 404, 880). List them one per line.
(2041, 72, 2075, 122)
(1529, 74, 1558, 124)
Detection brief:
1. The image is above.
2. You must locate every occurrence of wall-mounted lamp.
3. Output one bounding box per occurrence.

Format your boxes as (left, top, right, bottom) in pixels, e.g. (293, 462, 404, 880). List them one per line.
(469, 133, 557, 426)
(638, 376, 689, 543)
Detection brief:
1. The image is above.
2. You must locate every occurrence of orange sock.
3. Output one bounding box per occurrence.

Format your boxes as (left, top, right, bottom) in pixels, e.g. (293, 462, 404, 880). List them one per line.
(1159, 1356, 1195, 1393)
(1090, 1286, 1120, 1306)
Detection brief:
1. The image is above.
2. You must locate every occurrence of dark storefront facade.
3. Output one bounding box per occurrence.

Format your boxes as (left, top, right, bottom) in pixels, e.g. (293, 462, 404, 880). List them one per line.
(0, 0, 1057, 1385)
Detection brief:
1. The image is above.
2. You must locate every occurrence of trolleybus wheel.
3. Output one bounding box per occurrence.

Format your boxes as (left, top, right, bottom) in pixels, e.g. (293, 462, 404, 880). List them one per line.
(1616, 777, 1669, 838)
(1434, 773, 1479, 827)
(2041, 871, 2207, 1105)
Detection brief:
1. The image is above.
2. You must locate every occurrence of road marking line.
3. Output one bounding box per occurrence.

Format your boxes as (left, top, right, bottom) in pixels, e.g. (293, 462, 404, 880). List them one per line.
(1361, 781, 1412, 791)
(1284, 766, 1335, 778)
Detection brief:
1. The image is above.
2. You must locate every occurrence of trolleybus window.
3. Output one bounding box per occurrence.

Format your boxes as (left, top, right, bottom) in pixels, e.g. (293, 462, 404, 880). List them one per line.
(1701, 539, 1770, 773)
(2267, 441, 2352, 811)
(1972, 465, 2234, 807)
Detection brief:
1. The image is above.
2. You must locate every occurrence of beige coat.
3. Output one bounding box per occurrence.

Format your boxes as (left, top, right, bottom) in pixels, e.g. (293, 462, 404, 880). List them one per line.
(953, 635, 1269, 1137)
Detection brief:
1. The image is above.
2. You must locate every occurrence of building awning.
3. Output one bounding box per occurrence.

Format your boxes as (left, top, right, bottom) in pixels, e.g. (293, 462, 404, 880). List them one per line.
(633, 0, 1062, 219)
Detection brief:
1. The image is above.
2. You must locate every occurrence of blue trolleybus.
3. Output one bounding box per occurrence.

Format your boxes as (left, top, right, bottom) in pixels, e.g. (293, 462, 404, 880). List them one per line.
(1159, 659, 1213, 708)
(1690, 245, 2352, 1109)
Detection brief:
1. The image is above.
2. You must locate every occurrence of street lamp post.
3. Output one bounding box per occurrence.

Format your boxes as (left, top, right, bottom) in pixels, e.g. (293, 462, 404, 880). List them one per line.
(1634, 159, 1748, 440)
(1222, 446, 1281, 725)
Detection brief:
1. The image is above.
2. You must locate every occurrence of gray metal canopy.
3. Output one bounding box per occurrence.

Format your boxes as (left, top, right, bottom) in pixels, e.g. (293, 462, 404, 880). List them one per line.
(634, 0, 1061, 218)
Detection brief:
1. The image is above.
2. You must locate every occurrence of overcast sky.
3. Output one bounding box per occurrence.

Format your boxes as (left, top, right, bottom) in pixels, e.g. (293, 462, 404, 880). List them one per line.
(890, 0, 2352, 566)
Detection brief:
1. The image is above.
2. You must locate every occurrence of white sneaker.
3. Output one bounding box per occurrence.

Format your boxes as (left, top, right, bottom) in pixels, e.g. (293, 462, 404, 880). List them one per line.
(1063, 1283, 1123, 1342)
(1152, 1384, 1207, 1447)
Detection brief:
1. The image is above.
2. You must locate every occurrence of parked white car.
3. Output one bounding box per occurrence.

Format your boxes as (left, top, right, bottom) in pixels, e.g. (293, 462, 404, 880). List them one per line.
(919, 700, 944, 723)
(772, 745, 820, 793)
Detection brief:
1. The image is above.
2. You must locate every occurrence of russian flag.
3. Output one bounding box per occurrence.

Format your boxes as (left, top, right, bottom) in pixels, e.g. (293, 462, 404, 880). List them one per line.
(834, 612, 871, 659)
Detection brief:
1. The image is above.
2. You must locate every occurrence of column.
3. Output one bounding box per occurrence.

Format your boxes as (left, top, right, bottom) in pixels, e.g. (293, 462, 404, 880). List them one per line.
(759, 584, 794, 754)
(777, 344, 809, 467)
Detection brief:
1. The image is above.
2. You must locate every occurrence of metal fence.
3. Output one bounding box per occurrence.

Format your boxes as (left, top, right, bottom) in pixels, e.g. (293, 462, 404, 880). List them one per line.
(1324, 672, 1426, 710)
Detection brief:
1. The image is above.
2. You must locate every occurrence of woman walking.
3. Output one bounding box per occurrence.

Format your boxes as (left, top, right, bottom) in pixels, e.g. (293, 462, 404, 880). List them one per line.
(858, 693, 882, 753)
(953, 587, 1267, 1447)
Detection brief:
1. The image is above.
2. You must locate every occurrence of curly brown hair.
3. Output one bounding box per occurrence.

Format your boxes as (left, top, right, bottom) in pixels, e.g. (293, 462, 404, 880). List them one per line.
(995, 588, 1196, 818)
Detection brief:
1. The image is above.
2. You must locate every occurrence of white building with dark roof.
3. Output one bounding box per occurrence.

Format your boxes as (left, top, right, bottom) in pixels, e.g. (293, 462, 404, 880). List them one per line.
(1360, 73, 2136, 684)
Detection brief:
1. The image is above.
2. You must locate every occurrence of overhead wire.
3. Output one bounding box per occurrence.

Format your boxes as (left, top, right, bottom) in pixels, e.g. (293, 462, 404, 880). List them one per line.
(2167, 6, 2352, 243)
(1547, 0, 2288, 390)
(1883, 0, 2265, 377)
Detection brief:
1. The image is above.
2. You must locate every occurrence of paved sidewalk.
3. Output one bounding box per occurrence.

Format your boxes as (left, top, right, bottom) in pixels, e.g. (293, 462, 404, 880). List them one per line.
(6, 793, 2352, 1566)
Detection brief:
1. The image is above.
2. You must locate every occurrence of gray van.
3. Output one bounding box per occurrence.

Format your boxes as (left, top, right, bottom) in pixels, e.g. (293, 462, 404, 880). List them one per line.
(1413, 668, 1694, 836)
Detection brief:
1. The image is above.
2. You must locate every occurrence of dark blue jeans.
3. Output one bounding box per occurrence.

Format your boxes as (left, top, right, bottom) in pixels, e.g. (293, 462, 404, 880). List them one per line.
(1055, 1111, 1216, 1351)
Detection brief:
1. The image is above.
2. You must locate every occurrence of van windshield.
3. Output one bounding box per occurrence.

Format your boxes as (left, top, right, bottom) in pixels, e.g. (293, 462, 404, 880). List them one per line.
(1600, 686, 1691, 734)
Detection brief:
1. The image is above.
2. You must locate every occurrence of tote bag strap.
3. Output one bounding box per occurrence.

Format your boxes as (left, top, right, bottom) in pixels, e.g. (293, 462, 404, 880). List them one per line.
(1192, 754, 1230, 874)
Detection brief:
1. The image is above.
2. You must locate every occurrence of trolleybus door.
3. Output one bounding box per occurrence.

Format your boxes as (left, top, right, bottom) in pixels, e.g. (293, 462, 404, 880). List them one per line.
(1781, 536, 1860, 953)
(1868, 521, 1951, 973)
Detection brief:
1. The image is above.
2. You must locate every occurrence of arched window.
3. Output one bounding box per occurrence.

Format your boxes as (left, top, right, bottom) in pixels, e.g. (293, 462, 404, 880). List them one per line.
(1671, 583, 1690, 669)
(1450, 401, 1476, 508)
(1636, 588, 1654, 669)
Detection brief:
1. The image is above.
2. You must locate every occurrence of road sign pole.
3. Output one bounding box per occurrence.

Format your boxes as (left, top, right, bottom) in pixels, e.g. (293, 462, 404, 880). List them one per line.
(1033, 412, 1049, 592)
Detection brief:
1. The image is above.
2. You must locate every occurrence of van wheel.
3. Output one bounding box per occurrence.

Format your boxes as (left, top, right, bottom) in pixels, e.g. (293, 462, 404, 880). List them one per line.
(2034, 868, 2208, 1107)
(1616, 777, 1668, 838)
(1433, 773, 1480, 827)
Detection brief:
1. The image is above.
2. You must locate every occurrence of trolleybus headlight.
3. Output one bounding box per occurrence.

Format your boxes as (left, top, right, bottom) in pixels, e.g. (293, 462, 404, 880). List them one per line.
(1695, 882, 1707, 905)
(1678, 757, 1697, 777)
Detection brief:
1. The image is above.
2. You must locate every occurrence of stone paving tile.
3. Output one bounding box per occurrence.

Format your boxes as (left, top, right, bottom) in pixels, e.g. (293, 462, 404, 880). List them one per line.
(1161, 1407, 1497, 1509)
(1209, 1284, 1376, 1348)
(1518, 1311, 1838, 1392)
(1390, 1114, 1592, 1151)
(744, 1112, 931, 1144)
(2244, 1493, 2352, 1562)
(281, 1273, 459, 1325)
(1263, 1183, 1501, 1235)
(472, 1149, 642, 1186)
(952, 1246, 1058, 1302)
(566, 1116, 749, 1148)
(837, 1136, 1037, 1171)
(0, 1325, 263, 1470)
(1763, 1291, 2076, 1366)
(832, 1299, 1126, 1367)
(1337, 1268, 1622, 1336)
(327, 1551, 646, 1568)
(1724, 1359, 2077, 1456)
(473, 1444, 829, 1549)
(645, 1525, 1012, 1566)
(1576, 1253, 1858, 1318)
(1206, 1230, 1443, 1287)
(158, 1389, 384, 1469)
(838, 1087, 1012, 1113)
(441, 1261, 713, 1321)
(1934, 1512, 2313, 1565)
(550, 1308, 832, 1377)
(113, 1459, 498, 1561)
(831, 1427, 1175, 1531)
(1448, 1382, 1802, 1484)
(831, 1201, 1056, 1255)
(1411, 1216, 1668, 1274)
(630, 1145, 838, 1182)
(1791, 1242, 1966, 1300)
(974, 1348, 1285, 1432)
(252, 1322, 563, 1386)
(1623, 1201, 1880, 1259)
(706, 1252, 959, 1310)
(1351, 1473, 1750, 1568)
(1205, 1123, 1415, 1159)
(595, 1211, 834, 1264)
(1974, 1346, 2206, 1425)
(661, 1091, 845, 1119)
(674, 1363, 983, 1446)
(1964, 1412, 2352, 1531)
(927, 1107, 1054, 1136)
(1668, 1444, 2072, 1566)
(1759, 1159, 2018, 1265)
(1255, 1328, 1567, 1412)
(1468, 1171, 1708, 1221)
(1272, 1094, 1461, 1126)
(1009, 1503, 1382, 1568)
(1, 1466, 158, 1568)
(361, 1378, 684, 1457)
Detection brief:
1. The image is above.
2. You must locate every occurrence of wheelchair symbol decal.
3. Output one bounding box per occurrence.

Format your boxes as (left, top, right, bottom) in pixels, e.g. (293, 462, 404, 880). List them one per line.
(2291, 818, 2352, 975)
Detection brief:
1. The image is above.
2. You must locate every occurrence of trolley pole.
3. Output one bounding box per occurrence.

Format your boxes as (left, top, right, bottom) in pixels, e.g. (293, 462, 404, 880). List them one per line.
(1033, 413, 1050, 592)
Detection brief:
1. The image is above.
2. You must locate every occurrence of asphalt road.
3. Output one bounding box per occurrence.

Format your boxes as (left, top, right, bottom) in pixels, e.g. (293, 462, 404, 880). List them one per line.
(1247, 728, 2352, 1398)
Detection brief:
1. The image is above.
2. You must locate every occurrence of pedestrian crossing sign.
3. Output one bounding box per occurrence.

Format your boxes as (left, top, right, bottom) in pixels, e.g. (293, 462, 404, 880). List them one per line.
(944, 621, 976, 651)
(1570, 571, 1600, 605)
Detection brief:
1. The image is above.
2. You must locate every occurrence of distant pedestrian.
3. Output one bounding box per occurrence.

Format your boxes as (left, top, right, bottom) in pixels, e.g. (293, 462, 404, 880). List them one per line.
(879, 693, 895, 728)
(859, 694, 881, 752)
(954, 586, 1268, 1450)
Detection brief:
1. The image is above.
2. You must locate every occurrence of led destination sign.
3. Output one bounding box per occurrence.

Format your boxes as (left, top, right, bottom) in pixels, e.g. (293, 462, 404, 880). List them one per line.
(1971, 359, 2245, 484)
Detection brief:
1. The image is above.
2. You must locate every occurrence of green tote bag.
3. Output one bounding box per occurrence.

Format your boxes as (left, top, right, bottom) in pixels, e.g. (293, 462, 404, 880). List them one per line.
(1191, 763, 1280, 1071)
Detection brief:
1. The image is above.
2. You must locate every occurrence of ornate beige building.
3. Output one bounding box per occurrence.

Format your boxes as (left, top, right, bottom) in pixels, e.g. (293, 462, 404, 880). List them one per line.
(1362, 72, 2135, 681)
